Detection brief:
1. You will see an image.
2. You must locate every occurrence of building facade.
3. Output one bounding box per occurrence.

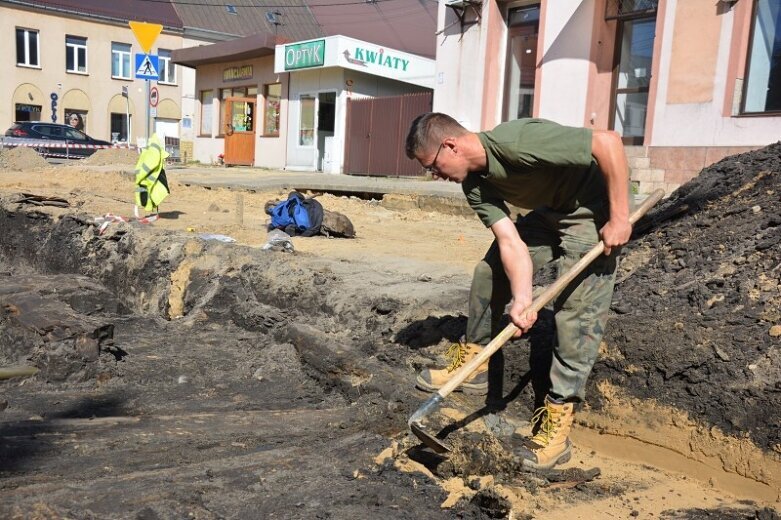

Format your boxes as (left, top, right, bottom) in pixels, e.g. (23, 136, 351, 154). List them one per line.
(1, 1, 185, 145)
(174, 34, 434, 171)
(276, 36, 434, 173)
(434, 0, 781, 193)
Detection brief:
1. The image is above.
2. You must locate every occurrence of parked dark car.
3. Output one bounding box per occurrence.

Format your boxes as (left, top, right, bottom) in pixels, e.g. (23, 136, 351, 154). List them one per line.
(3, 122, 112, 158)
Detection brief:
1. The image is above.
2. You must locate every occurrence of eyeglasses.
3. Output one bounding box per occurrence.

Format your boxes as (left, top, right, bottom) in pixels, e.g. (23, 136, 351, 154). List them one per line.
(422, 143, 444, 175)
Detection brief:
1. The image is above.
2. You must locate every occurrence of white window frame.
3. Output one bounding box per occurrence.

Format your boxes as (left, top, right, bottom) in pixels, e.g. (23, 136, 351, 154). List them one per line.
(16, 27, 40, 68)
(111, 42, 132, 80)
(742, 0, 781, 114)
(298, 93, 317, 148)
(199, 90, 213, 136)
(158, 49, 176, 85)
(66, 35, 88, 74)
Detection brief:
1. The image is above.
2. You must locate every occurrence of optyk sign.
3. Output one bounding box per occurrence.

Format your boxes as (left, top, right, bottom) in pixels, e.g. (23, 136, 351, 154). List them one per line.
(284, 40, 325, 71)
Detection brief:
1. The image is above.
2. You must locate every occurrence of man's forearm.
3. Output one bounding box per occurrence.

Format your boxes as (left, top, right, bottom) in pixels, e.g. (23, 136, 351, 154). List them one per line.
(490, 218, 534, 305)
(499, 239, 534, 304)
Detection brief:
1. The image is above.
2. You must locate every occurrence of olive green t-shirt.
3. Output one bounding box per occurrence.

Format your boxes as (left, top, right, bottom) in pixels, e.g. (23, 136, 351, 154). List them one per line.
(463, 118, 606, 227)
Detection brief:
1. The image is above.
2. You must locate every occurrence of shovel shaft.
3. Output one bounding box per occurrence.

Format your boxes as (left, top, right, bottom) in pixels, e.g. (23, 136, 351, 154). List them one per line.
(0, 366, 38, 380)
(434, 189, 665, 399)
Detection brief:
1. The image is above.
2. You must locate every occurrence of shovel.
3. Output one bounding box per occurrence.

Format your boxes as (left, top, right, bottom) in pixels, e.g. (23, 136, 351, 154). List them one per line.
(0, 365, 39, 380)
(409, 189, 665, 453)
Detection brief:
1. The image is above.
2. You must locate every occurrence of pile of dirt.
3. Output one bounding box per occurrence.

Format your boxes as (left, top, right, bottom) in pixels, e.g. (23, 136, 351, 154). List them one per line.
(0, 147, 49, 170)
(81, 147, 139, 166)
(591, 142, 781, 451)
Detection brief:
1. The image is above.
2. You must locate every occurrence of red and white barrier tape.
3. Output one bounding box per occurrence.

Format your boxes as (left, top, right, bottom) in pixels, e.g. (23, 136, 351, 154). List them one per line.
(1, 139, 136, 159)
(95, 210, 158, 235)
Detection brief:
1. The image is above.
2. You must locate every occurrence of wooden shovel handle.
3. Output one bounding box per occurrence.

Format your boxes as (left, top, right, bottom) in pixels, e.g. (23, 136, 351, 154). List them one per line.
(435, 189, 665, 398)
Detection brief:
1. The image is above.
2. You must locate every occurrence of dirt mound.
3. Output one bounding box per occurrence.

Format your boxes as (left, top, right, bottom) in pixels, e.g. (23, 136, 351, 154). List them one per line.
(0, 147, 49, 170)
(592, 142, 781, 451)
(81, 147, 139, 166)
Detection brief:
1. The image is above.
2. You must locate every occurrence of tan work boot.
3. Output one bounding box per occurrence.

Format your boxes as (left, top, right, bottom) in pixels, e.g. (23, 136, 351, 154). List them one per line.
(415, 341, 488, 395)
(516, 396, 575, 470)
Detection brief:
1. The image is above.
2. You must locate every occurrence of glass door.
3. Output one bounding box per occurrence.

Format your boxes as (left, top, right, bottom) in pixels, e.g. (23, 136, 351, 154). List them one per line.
(610, 16, 655, 144)
(503, 5, 540, 121)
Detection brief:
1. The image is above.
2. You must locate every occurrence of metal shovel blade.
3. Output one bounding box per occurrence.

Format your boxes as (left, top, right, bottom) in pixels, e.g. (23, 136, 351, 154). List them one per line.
(409, 420, 451, 453)
(408, 394, 451, 453)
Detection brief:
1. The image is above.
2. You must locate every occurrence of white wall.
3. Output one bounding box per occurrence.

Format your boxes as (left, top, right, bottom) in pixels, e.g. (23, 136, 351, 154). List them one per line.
(650, 0, 781, 147)
(431, 2, 487, 130)
(536, 0, 595, 125)
(179, 37, 200, 144)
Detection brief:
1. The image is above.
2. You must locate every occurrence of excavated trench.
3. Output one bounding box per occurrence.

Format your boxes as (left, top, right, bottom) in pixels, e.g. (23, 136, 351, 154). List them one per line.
(0, 144, 779, 519)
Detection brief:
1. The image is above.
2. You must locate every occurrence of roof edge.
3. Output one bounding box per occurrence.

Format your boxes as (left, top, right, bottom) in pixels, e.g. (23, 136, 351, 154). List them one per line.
(0, 0, 184, 31)
(173, 31, 287, 68)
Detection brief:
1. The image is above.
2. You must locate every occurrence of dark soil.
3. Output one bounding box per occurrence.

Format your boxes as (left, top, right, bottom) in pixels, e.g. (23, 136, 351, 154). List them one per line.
(0, 142, 779, 518)
(590, 143, 781, 451)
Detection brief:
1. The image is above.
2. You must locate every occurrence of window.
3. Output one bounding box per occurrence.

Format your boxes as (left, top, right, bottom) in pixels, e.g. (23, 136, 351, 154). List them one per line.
(16, 28, 39, 67)
(65, 110, 88, 132)
(200, 90, 213, 136)
(111, 42, 132, 79)
(65, 127, 88, 141)
(158, 49, 176, 84)
(503, 5, 539, 121)
(299, 94, 315, 146)
(33, 124, 65, 139)
(66, 35, 87, 73)
(111, 113, 129, 142)
(15, 104, 41, 122)
(218, 86, 257, 135)
(263, 83, 281, 136)
(744, 0, 781, 113)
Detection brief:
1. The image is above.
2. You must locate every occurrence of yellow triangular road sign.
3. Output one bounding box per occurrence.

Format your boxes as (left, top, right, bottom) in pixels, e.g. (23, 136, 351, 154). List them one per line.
(129, 21, 163, 55)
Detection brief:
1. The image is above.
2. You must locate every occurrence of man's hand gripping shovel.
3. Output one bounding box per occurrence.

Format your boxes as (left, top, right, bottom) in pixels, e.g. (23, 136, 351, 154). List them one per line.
(408, 189, 665, 453)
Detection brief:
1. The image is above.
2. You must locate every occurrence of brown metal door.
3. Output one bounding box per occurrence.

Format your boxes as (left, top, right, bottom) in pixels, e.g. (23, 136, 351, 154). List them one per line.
(344, 92, 432, 177)
(345, 98, 371, 174)
(224, 97, 256, 166)
(396, 93, 434, 176)
(367, 96, 399, 175)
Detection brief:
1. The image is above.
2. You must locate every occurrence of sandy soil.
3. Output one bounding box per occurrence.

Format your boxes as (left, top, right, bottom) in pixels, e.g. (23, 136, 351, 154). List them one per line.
(0, 150, 778, 519)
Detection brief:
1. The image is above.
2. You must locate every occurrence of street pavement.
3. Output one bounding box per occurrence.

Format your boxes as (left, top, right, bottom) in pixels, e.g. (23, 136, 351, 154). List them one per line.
(168, 166, 463, 199)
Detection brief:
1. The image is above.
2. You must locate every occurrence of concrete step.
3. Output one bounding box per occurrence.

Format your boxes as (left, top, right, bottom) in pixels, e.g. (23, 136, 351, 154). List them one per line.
(628, 156, 651, 169)
(630, 168, 666, 183)
(623, 145, 648, 158)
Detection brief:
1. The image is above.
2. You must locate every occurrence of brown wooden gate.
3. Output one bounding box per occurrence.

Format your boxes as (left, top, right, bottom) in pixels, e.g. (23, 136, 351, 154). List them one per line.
(344, 92, 432, 177)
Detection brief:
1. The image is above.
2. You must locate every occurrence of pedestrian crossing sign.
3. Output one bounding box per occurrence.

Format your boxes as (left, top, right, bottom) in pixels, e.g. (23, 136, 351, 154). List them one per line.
(135, 53, 159, 80)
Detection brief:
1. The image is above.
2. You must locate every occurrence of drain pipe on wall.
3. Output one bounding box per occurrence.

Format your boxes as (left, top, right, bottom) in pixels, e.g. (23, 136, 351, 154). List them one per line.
(283, 72, 290, 171)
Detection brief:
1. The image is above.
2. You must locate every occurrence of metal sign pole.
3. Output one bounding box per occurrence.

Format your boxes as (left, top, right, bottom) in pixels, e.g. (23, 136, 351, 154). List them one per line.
(145, 79, 150, 143)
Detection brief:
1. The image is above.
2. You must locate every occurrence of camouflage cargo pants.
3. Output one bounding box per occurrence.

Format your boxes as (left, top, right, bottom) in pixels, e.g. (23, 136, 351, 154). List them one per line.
(466, 204, 618, 402)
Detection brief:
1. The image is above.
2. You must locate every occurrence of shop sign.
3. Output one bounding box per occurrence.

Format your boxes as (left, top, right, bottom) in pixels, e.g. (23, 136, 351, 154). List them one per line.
(224, 65, 253, 82)
(346, 47, 410, 72)
(284, 40, 325, 71)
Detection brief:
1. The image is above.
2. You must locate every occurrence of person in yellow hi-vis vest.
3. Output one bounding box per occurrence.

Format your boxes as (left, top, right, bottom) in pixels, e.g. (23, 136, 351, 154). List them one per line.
(134, 134, 170, 212)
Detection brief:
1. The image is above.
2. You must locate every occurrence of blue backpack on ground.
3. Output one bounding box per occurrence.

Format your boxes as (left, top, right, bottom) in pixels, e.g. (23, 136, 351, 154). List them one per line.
(268, 191, 323, 237)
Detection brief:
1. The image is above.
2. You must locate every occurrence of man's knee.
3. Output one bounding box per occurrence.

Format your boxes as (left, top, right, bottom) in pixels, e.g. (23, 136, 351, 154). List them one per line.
(472, 259, 493, 283)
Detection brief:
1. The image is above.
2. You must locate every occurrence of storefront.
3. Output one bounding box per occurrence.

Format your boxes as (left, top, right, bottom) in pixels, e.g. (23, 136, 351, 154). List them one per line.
(274, 35, 434, 173)
(174, 33, 434, 171)
(173, 33, 286, 168)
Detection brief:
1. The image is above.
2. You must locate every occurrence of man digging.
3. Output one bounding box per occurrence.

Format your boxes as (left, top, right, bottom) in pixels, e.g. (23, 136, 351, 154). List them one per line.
(405, 113, 631, 470)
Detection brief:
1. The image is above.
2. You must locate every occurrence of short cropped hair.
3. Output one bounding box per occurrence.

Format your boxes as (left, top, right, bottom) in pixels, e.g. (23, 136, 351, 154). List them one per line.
(405, 112, 468, 159)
